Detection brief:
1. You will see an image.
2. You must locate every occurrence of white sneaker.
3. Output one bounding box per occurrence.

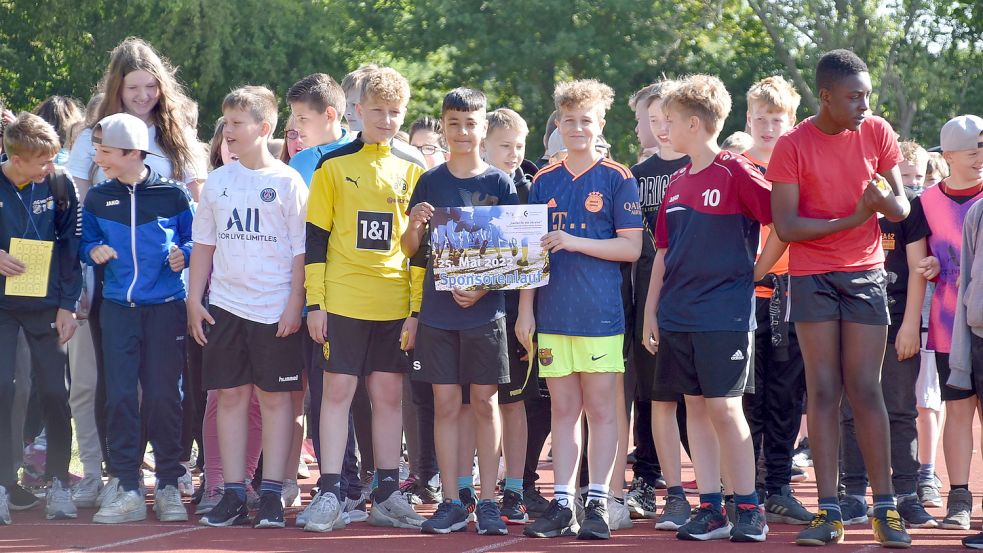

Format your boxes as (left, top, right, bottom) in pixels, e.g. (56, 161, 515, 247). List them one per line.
(304, 493, 345, 533)
(283, 479, 300, 508)
(46, 479, 78, 520)
(608, 496, 634, 531)
(154, 485, 188, 522)
(96, 477, 119, 508)
(367, 493, 425, 529)
(72, 474, 103, 508)
(94, 489, 146, 524)
(195, 487, 223, 515)
(297, 459, 311, 480)
(0, 486, 12, 525)
(177, 466, 195, 497)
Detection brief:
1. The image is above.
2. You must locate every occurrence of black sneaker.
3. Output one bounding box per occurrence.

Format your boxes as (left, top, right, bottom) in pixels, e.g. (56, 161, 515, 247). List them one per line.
(422, 499, 468, 534)
(199, 492, 249, 527)
(795, 510, 845, 546)
(475, 499, 507, 535)
(897, 494, 937, 528)
(963, 531, 983, 549)
(764, 486, 813, 524)
(524, 487, 550, 518)
(253, 492, 285, 528)
(872, 507, 911, 548)
(839, 494, 869, 525)
(677, 503, 732, 541)
(8, 484, 40, 511)
(500, 489, 528, 524)
(577, 499, 610, 540)
(730, 503, 768, 542)
(524, 499, 578, 538)
(460, 487, 477, 521)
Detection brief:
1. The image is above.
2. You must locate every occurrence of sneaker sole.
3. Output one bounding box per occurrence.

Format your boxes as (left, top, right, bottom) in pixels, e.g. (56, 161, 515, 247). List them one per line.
(9, 500, 40, 511)
(254, 519, 286, 528)
(476, 524, 508, 535)
(941, 521, 971, 530)
(198, 514, 249, 527)
(731, 524, 769, 542)
(765, 512, 812, 525)
(304, 519, 346, 532)
(654, 519, 687, 531)
(73, 496, 100, 509)
(844, 515, 869, 525)
(368, 511, 424, 530)
(577, 529, 611, 540)
(628, 509, 658, 519)
(877, 539, 912, 549)
(907, 518, 938, 529)
(94, 510, 147, 524)
(422, 520, 468, 534)
(796, 535, 845, 546)
(524, 525, 579, 538)
(344, 511, 368, 523)
(677, 524, 733, 541)
(156, 510, 189, 522)
(502, 515, 529, 525)
(922, 499, 943, 508)
(46, 510, 79, 520)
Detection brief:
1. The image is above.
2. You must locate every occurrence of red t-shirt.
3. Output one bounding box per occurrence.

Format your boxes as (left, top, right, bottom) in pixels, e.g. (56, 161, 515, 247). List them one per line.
(765, 116, 902, 276)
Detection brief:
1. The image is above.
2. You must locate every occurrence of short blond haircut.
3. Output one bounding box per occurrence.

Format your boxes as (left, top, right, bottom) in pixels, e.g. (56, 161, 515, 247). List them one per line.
(341, 63, 379, 95)
(3, 112, 60, 158)
(222, 85, 278, 129)
(721, 131, 753, 154)
(486, 108, 529, 135)
(747, 76, 800, 121)
(641, 79, 680, 110)
(554, 79, 615, 117)
(360, 67, 410, 105)
(663, 74, 732, 135)
(899, 140, 929, 166)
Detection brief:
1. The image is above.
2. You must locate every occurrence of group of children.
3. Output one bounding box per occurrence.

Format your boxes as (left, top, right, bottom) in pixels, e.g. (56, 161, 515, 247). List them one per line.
(1, 37, 982, 550)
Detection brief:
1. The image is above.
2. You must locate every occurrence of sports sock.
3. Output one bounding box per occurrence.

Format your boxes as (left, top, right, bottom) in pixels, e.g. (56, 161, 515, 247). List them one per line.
(818, 496, 842, 520)
(320, 473, 342, 501)
(952, 484, 969, 491)
(554, 484, 573, 508)
(734, 491, 759, 507)
(699, 492, 723, 510)
(224, 481, 246, 502)
(504, 477, 523, 497)
(374, 468, 399, 501)
(872, 494, 896, 517)
(667, 485, 685, 499)
(259, 479, 282, 497)
(918, 463, 935, 483)
(586, 483, 609, 506)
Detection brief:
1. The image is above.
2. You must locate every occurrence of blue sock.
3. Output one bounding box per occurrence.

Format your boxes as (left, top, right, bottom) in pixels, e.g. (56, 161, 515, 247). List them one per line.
(371, 472, 379, 490)
(260, 479, 282, 497)
(457, 475, 474, 491)
(699, 492, 723, 510)
(918, 464, 935, 483)
(872, 494, 896, 515)
(819, 496, 841, 520)
(734, 492, 759, 507)
(452, 498, 464, 506)
(224, 482, 246, 502)
(667, 485, 685, 499)
(505, 477, 523, 497)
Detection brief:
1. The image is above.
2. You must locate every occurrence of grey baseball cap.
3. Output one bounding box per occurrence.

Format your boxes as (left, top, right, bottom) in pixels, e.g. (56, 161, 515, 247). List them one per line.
(93, 113, 158, 155)
(940, 114, 983, 152)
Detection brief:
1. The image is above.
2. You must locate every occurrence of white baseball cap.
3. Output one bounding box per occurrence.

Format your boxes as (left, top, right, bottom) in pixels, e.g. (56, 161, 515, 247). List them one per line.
(940, 115, 983, 152)
(93, 113, 158, 155)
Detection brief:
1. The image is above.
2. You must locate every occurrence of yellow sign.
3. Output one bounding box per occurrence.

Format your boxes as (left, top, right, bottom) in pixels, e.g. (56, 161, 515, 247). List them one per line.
(5, 238, 53, 297)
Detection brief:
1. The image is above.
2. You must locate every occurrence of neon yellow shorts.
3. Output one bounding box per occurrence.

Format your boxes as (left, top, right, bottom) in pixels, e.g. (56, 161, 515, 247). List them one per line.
(536, 333, 625, 378)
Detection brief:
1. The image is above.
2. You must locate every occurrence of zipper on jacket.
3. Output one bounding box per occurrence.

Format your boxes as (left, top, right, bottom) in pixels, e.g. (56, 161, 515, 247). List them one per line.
(126, 186, 139, 304)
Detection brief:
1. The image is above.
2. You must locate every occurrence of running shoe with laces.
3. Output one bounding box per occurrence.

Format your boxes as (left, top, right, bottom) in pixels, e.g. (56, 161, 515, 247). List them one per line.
(764, 486, 813, 524)
(254, 492, 285, 528)
(0, 486, 10, 525)
(368, 491, 426, 529)
(625, 477, 658, 519)
(422, 499, 469, 534)
(963, 532, 983, 549)
(195, 487, 223, 515)
(524, 499, 579, 538)
(72, 474, 103, 508)
(795, 510, 845, 546)
(94, 488, 146, 524)
(95, 477, 119, 509)
(730, 503, 768, 542)
(460, 487, 478, 522)
(475, 498, 508, 535)
(676, 502, 731, 541)
(198, 491, 248, 527)
(872, 507, 911, 548)
(524, 486, 550, 518)
(8, 483, 41, 511)
(917, 478, 943, 508)
(303, 492, 345, 532)
(153, 484, 188, 522)
(45, 478, 77, 520)
(897, 494, 937, 528)
(608, 496, 633, 530)
(655, 494, 692, 530)
(839, 494, 869, 525)
(578, 499, 611, 540)
(942, 488, 973, 530)
(500, 489, 528, 524)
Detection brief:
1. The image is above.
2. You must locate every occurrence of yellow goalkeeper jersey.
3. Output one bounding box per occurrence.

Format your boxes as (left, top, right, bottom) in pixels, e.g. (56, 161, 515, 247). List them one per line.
(305, 136, 426, 321)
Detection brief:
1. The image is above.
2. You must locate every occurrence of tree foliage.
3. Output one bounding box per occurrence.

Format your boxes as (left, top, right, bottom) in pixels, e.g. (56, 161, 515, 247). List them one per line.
(1, 0, 980, 160)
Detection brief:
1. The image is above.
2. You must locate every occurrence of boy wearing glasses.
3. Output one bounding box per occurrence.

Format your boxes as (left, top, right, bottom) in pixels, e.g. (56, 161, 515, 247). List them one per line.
(409, 117, 448, 170)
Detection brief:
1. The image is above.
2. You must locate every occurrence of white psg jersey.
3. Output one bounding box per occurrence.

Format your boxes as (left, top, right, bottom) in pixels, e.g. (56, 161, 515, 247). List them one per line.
(193, 160, 308, 324)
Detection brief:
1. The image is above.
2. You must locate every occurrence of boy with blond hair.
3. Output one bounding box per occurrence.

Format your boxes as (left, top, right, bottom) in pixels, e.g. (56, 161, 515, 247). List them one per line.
(898, 141, 929, 194)
(190, 86, 308, 529)
(641, 75, 773, 542)
(0, 113, 80, 524)
(303, 67, 427, 532)
(517, 79, 643, 541)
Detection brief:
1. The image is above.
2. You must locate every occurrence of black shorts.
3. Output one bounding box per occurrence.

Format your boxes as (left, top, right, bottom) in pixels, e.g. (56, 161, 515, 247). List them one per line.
(203, 307, 303, 392)
(937, 351, 977, 402)
(499, 318, 540, 404)
(788, 269, 890, 325)
(318, 313, 409, 376)
(654, 330, 754, 398)
(412, 318, 510, 387)
(635, 338, 678, 402)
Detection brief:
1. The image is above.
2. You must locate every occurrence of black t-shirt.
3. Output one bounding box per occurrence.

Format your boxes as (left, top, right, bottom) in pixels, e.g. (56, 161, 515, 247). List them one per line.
(628, 153, 691, 332)
(880, 189, 930, 341)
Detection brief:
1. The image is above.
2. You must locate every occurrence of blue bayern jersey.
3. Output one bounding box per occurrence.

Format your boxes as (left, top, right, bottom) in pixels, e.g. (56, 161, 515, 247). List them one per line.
(288, 128, 356, 186)
(529, 158, 643, 336)
(81, 168, 194, 306)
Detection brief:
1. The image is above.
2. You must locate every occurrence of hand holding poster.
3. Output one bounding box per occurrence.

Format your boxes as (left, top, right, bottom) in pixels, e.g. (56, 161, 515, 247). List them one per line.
(430, 204, 549, 291)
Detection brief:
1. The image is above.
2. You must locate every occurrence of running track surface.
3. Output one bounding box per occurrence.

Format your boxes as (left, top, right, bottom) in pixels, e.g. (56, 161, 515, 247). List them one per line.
(3, 428, 981, 552)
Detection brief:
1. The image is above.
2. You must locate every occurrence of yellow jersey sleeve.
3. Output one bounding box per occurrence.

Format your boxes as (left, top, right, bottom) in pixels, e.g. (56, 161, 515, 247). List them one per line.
(304, 163, 335, 310)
